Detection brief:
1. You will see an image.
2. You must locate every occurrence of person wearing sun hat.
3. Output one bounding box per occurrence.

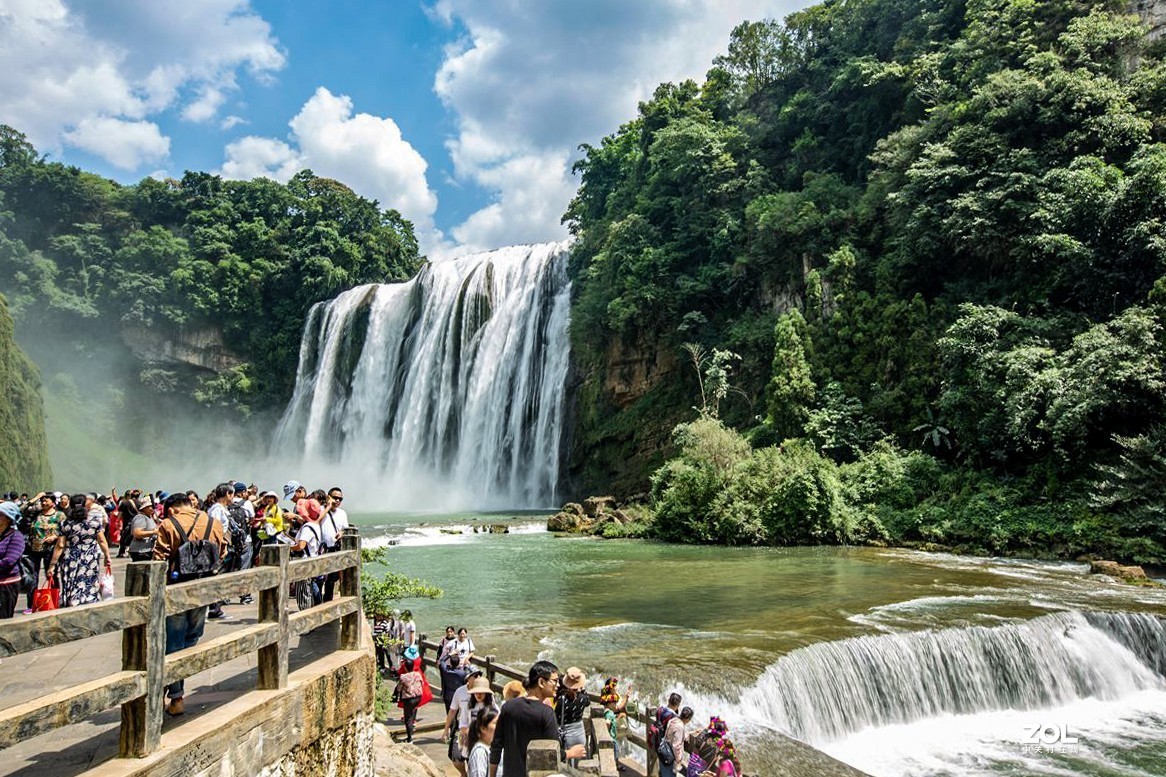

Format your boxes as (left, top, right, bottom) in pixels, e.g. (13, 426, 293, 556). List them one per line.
(443, 664, 487, 774)
(555, 666, 590, 765)
(395, 643, 432, 742)
(599, 678, 628, 762)
(0, 501, 27, 619)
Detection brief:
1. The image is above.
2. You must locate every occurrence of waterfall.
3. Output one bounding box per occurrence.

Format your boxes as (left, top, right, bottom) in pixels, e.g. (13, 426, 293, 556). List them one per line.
(735, 611, 1166, 744)
(274, 242, 572, 509)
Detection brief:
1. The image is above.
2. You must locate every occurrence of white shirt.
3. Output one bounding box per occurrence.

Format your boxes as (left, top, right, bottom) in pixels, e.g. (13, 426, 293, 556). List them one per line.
(207, 503, 231, 535)
(401, 619, 416, 645)
(296, 521, 322, 557)
(453, 636, 475, 661)
(320, 506, 348, 548)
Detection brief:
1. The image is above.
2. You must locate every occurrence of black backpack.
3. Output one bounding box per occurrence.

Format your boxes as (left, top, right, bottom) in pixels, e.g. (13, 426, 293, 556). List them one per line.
(649, 707, 677, 765)
(169, 515, 220, 581)
(225, 501, 251, 554)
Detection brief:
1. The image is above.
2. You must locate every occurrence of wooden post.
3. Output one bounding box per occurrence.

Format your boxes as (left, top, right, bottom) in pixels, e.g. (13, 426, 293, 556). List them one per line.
(257, 544, 289, 690)
(119, 560, 167, 758)
(339, 531, 361, 650)
(485, 654, 496, 687)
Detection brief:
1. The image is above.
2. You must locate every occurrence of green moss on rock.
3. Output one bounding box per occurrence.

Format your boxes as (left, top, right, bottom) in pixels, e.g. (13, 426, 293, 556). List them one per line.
(0, 293, 52, 490)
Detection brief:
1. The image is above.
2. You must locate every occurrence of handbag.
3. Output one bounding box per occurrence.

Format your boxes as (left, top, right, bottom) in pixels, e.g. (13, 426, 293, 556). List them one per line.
(17, 555, 35, 593)
(32, 579, 60, 612)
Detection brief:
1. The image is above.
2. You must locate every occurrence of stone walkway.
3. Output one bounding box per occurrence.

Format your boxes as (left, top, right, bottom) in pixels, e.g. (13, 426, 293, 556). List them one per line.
(0, 557, 341, 777)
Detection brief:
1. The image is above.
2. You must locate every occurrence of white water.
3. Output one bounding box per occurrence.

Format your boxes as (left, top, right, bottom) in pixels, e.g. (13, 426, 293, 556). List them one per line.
(275, 242, 572, 510)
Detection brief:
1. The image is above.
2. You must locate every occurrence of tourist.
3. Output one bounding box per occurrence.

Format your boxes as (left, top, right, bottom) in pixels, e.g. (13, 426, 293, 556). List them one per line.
(228, 482, 255, 604)
(400, 608, 417, 646)
(686, 717, 732, 777)
(0, 501, 26, 619)
(154, 491, 225, 716)
(461, 676, 498, 757)
(384, 609, 404, 671)
(256, 490, 286, 544)
(489, 660, 571, 777)
(451, 626, 476, 667)
(442, 647, 471, 712)
(501, 680, 524, 701)
(438, 624, 457, 662)
(555, 666, 589, 764)
(372, 613, 393, 676)
(465, 708, 499, 777)
(23, 492, 62, 612)
(116, 488, 140, 558)
(395, 644, 433, 743)
(127, 499, 160, 562)
(443, 666, 487, 776)
(290, 504, 324, 608)
(599, 679, 627, 762)
(320, 486, 348, 601)
(206, 484, 234, 620)
(661, 706, 693, 777)
(47, 494, 111, 607)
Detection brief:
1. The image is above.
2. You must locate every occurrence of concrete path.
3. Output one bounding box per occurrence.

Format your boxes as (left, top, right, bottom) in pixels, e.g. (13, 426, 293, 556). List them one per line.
(0, 557, 342, 777)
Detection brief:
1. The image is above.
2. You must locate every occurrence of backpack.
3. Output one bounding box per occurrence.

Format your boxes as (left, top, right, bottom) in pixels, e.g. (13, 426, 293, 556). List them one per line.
(647, 706, 676, 762)
(168, 515, 220, 581)
(398, 669, 424, 699)
(225, 501, 251, 555)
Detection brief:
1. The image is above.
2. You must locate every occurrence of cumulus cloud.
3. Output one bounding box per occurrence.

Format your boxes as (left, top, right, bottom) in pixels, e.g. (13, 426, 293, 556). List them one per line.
(220, 87, 442, 252)
(0, 0, 283, 168)
(431, 0, 797, 249)
(62, 117, 170, 171)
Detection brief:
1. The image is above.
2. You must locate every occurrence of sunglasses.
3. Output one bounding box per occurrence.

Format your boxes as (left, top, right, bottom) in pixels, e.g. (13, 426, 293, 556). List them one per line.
(329, 495, 343, 502)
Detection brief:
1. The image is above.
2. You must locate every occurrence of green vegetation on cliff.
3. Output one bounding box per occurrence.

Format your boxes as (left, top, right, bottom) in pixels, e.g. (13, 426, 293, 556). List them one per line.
(566, 0, 1166, 562)
(0, 292, 52, 490)
(0, 126, 423, 423)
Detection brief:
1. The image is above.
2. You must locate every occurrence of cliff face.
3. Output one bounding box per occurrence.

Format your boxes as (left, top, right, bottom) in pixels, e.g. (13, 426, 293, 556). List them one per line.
(566, 331, 689, 498)
(0, 293, 52, 490)
(121, 324, 245, 374)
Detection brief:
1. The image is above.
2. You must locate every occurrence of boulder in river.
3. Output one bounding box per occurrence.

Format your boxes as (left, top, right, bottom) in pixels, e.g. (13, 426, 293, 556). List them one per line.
(582, 496, 616, 517)
(547, 511, 582, 532)
(1089, 560, 1148, 581)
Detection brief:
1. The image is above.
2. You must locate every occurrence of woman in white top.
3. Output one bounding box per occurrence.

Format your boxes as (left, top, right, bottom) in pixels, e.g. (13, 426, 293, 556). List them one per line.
(453, 627, 475, 666)
(465, 707, 499, 777)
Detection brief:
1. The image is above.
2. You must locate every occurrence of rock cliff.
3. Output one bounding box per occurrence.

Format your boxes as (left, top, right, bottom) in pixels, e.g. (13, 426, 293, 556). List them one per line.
(0, 293, 52, 490)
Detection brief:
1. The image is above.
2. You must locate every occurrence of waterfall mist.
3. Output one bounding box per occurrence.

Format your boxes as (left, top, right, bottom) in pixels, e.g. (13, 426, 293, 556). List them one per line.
(273, 241, 572, 511)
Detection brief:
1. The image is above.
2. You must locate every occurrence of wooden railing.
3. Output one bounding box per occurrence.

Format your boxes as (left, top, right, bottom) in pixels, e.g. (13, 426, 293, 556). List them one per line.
(0, 530, 363, 760)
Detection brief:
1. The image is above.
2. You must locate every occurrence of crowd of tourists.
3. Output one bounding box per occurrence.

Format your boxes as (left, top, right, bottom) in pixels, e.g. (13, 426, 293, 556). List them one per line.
(0, 481, 348, 714)
(1, 485, 745, 776)
(378, 621, 744, 777)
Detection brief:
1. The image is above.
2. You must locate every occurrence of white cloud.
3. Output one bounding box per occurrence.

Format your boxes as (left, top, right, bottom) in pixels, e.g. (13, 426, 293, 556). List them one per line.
(220, 87, 442, 253)
(220, 114, 246, 130)
(431, 0, 799, 250)
(62, 117, 169, 170)
(0, 0, 283, 169)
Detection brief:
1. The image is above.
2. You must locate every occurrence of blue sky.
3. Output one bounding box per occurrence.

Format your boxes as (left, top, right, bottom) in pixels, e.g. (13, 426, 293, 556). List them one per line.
(0, 0, 803, 257)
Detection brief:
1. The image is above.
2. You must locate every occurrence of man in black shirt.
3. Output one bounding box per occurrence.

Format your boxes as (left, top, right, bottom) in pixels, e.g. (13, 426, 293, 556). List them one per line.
(490, 660, 566, 777)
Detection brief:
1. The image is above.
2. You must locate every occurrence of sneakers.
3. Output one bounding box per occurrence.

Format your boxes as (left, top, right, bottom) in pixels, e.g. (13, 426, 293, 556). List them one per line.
(166, 697, 185, 716)
(21, 609, 32, 615)
(239, 594, 253, 605)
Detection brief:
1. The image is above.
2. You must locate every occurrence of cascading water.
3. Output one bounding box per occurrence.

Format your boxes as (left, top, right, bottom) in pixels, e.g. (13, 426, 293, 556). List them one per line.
(274, 241, 572, 509)
(734, 611, 1166, 745)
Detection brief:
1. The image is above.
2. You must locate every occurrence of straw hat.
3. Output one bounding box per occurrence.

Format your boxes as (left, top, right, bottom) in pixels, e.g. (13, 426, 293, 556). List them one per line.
(562, 666, 586, 691)
(467, 676, 492, 695)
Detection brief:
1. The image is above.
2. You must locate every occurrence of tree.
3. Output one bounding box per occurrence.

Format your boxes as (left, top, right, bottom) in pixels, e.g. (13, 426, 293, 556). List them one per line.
(766, 310, 816, 437)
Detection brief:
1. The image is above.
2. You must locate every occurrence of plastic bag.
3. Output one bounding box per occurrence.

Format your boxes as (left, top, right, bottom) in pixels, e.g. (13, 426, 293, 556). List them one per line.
(100, 569, 116, 600)
(33, 580, 59, 612)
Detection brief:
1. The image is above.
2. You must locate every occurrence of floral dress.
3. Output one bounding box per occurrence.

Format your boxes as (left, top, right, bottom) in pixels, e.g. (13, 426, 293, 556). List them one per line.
(59, 514, 103, 606)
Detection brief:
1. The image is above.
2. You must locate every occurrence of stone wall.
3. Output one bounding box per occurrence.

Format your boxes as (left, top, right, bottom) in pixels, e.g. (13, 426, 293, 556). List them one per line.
(87, 642, 376, 777)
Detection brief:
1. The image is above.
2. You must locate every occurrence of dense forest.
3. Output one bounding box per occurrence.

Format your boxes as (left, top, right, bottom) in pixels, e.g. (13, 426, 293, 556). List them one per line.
(0, 125, 422, 463)
(565, 0, 1166, 563)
